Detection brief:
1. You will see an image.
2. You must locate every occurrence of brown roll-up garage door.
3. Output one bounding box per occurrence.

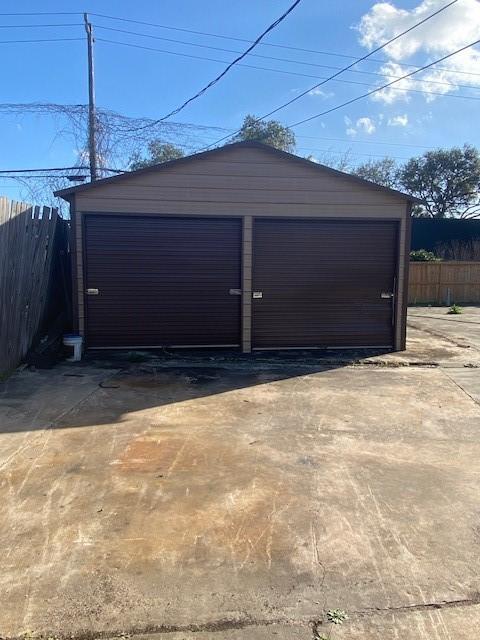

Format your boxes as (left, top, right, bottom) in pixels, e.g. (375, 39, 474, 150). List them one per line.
(84, 215, 242, 348)
(252, 219, 398, 349)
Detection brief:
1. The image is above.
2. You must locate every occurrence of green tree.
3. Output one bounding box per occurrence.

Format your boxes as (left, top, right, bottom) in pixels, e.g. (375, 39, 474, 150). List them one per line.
(129, 141, 185, 170)
(399, 145, 480, 219)
(233, 115, 296, 152)
(353, 157, 400, 189)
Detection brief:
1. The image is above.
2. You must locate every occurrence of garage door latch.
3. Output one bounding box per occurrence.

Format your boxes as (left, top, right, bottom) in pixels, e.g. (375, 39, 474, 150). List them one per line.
(86, 288, 99, 295)
(381, 291, 394, 299)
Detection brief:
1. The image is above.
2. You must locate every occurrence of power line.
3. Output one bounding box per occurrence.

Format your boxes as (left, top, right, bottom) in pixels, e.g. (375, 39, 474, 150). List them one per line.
(0, 23, 82, 28)
(0, 174, 88, 179)
(5, 7, 478, 81)
(97, 37, 480, 104)
(0, 166, 123, 174)
(0, 37, 84, 44)
(295, 134, 434, 150)
(203, 0, 460, 150)
(94, 23, 480, 93)
(90, 10, 480, 78)
(297, 146, 411, 160)
(0, 12, 82, 16)
(0, 99, 437, 151)
(125, 0, 303, 132)
(290, 37, 480, 128)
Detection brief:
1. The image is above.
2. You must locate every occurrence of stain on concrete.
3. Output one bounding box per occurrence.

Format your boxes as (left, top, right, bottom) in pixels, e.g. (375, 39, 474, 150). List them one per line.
(2, 319, 480, 638)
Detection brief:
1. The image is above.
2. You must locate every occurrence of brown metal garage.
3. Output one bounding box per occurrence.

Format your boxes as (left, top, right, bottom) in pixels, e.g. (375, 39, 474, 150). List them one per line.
(56, 141, 415, 353)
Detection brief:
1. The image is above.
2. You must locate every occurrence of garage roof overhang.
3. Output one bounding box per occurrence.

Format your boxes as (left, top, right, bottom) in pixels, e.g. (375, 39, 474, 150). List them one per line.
(54, 140, 422, 205)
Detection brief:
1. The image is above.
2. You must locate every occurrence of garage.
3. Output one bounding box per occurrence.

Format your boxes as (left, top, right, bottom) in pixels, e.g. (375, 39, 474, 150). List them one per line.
(56, 141, 415, 352)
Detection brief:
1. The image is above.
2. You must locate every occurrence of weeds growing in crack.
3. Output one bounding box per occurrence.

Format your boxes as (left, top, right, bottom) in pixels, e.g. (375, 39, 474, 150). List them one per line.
(313, 609, 348, 640)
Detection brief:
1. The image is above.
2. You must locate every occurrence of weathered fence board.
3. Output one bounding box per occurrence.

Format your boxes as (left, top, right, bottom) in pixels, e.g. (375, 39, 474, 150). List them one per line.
(409, 261, 480, 305)
(0, 198, 61, 374)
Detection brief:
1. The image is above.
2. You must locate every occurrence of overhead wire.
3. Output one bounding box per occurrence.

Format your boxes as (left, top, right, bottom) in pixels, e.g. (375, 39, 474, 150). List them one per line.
(202, 0, 461, 149)
(0, 12, 82, 16)
(0, 23, 82, 28)
(93, 23, 480, 93)
(297, 147, 411, 160)
(90, 10, 480, 78)
(96, 37, 480, 104)
(295, 134, 434, 150)
(121, 0, 303, 131)
(0, 37, 84, 44)
(289, 37, 480, 129)
(0, 166, 123, 174)
(2, 7, 479, 79)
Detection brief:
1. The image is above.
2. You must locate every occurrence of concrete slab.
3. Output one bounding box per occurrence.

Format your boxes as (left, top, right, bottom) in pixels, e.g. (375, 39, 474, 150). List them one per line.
(443, 367, 480, 406)
(331, 602, 480, 640)
(131, 623, 313, 640)
(1, 362, 480, 639)
(408, 306, 480, 355)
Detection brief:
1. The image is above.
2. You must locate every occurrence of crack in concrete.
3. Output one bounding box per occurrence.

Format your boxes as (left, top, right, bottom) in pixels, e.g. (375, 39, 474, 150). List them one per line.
(0, 617, 295, 640)
(442, 369, 480, 406)
(408, 320, 479, 352)
(354, 596, 480, 616)
(4, 598, 480, 640)
(311, 596, 480, 637)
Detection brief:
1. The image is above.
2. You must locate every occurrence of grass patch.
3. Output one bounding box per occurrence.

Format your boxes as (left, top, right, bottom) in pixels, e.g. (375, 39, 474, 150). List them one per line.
(448, 304, 463, 314)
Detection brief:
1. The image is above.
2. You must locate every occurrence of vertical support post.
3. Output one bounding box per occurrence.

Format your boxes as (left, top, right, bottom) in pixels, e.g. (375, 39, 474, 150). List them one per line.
(398, 202, 412, 351)
(242, 216, 253, 353)
(84, 13, 97, 182)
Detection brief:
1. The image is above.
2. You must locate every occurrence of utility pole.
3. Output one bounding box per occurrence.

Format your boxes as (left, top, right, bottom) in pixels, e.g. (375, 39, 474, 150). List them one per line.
(84, 13, 97, 182)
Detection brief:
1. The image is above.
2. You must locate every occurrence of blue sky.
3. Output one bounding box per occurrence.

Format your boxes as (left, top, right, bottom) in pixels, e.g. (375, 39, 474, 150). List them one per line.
(1, 0, 480, 201)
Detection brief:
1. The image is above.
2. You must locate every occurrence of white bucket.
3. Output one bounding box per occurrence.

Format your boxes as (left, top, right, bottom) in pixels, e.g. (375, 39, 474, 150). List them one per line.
(63, 334, 83, 362)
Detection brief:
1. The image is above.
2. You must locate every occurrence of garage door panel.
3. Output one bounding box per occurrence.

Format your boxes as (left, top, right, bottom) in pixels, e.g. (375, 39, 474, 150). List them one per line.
(84, 216, 241, 347)
(252, 219, 397, 348)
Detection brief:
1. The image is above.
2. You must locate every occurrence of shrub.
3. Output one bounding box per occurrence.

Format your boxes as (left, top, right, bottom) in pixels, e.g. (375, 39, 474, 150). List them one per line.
(448, 304, 463, 314)
(410, 249, 440, 262)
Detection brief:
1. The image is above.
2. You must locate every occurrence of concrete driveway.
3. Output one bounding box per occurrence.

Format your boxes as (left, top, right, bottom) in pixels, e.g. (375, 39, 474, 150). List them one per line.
(1, 308, 480, 640)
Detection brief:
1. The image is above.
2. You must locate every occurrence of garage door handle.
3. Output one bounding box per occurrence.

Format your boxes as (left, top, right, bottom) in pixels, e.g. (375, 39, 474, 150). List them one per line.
(86, 288, 99, 295)
(229, 288, 242, 295)
(381, 292, 394, 298)
(253, 291, 263, 299)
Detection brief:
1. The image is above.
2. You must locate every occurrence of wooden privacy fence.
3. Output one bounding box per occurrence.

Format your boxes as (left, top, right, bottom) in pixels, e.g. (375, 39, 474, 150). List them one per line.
(409, 261, 480, 305)
(0, 197, 61, 375)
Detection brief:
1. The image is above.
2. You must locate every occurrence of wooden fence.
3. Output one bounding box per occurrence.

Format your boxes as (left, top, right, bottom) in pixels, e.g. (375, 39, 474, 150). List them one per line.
(0, 197, 62, 375)
(408, 261, 480, 305)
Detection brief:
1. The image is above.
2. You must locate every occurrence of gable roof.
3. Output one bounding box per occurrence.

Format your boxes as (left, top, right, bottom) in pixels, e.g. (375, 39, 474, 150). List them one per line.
(54, 140, 420, 203)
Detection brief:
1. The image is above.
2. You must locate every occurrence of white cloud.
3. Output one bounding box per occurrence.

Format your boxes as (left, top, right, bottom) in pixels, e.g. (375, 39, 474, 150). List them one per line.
(370, 61, 414, 103)
(356, 0, 480, 104)
(345, 116, 376, 136)
(308, 87, 334, 99)
(356, 116, 376, 134)
(388, 114, 408, 126)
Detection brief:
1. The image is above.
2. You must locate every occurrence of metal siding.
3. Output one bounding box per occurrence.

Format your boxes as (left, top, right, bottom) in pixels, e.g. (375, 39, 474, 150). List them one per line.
(75, 147, 407, 216)
(83, 215, 242, 347)
(252, 219, 398, 348)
